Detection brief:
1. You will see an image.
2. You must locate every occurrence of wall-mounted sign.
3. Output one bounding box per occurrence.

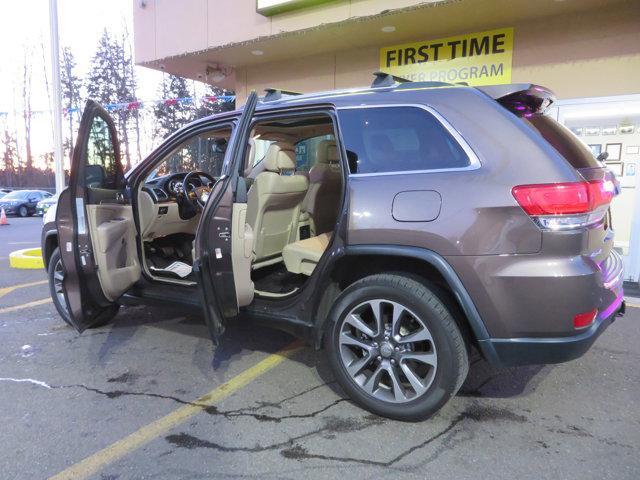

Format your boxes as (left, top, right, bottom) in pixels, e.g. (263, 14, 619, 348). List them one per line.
(380, 27, 514, 86)
(257, 0, 333, 16)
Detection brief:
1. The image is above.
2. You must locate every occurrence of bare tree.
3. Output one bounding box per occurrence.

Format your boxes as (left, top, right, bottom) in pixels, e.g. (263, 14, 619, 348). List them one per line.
(22, 46, 33, 185)
(60, 47, 82, 161)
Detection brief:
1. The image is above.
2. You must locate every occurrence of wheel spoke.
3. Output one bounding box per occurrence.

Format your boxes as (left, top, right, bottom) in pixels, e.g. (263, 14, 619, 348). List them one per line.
(346, 354, 374, 377)
(390, 301, 405, 336)
(384, 364, 406, 401)
(340, 332, 372, 351)
(361, 364, 384, 394)
(398, 327, 433, 344)
(344, 313, 375, 338)
(54, 271, 64, 282)
(400, 362, 427, 396)
(367, 300, 384, 336)
(400, 351, 437, 368)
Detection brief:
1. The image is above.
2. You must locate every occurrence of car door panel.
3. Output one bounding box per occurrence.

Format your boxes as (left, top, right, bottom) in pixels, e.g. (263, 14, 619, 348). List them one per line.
(85, 204, 140, 302)
(57, 99, 140, 332)
(193, 91, 258, 342)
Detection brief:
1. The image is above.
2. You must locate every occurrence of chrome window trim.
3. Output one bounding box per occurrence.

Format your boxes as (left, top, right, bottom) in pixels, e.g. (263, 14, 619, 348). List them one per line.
(336, 104, 481, 177)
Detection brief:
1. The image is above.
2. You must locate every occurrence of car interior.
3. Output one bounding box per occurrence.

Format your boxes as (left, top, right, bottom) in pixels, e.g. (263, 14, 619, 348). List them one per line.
(129, 113, 343, 302)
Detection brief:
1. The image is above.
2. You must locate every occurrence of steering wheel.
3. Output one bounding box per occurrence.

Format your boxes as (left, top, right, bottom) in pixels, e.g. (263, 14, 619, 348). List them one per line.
(182, 171, 216, 208)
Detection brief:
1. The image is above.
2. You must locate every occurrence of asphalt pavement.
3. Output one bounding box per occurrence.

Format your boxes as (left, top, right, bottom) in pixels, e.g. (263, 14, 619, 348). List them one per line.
(0, 217, 639, 480)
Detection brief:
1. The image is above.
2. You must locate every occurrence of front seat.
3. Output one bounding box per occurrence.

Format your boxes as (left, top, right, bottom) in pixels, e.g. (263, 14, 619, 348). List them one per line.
(302, 139, 342, 234)
(246, 142, 309, 265)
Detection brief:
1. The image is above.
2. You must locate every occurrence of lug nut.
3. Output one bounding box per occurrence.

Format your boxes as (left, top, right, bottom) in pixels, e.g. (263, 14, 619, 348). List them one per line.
(377, 356, 382, 361)
(394, 346, 400, 352)
(390, 359, 396, 365)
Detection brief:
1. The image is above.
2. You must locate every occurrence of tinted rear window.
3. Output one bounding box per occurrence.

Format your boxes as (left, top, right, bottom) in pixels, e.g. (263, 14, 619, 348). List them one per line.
(523, 115, 600, 169)
(338, 106, 470, 174)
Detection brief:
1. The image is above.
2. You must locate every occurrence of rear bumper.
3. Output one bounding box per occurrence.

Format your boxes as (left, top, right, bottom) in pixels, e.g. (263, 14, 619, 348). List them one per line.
(480, 297, 625, 367)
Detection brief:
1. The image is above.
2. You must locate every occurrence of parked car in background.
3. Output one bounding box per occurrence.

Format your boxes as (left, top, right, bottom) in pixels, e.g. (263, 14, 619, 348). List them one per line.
(36, 193, 59, 216)
(0, 188, 12, 199)
(0, 190, 52, 217)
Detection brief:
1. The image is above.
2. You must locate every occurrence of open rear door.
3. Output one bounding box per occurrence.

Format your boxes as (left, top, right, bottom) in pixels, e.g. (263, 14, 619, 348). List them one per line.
(193, 92, 258, 343)
(56, 100, 141, 332)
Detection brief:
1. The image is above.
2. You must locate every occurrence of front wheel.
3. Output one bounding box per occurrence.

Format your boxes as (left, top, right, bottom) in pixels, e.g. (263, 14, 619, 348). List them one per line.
(18, 206, 28, 217)
(48, 247, 118, 328)
(326, 274, 469, 421)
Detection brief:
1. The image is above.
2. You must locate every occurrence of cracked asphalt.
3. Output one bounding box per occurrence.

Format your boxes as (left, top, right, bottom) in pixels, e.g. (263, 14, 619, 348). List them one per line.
(1, 217, 639, 479)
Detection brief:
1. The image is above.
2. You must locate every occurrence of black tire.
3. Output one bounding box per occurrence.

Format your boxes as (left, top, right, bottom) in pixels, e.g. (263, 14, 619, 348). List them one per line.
(325, 274, 469, 421)
(48, 247, 119, 328)
(18, 206, 28, 217)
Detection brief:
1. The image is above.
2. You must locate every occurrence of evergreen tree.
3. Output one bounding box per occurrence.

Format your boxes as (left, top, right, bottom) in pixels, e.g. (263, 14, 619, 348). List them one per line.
(1, 130, 18, 188)
(86, 30, 137, 170)
(153, 74, 196, 173)
(195, 84, 235, 119)
(153, 74, 195, 139)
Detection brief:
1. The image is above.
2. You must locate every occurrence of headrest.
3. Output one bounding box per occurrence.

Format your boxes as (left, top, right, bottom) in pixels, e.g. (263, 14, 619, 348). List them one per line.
(316, 140, 339, 164)
(264, 142, 296, 172)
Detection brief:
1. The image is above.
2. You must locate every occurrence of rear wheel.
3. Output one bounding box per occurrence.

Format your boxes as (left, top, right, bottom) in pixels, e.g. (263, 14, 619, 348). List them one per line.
(326, 274, 468, 421)
(48, 247, 118, 328)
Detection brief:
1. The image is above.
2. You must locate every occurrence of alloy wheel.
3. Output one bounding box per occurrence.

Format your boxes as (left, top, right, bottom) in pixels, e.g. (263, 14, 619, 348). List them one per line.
(338, 299, 438, 403)
(53, 258, 69, 316)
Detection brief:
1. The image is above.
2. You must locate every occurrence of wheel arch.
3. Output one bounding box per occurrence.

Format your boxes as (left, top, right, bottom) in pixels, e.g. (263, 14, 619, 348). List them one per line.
(42, 228, 59, 271)
(315, 244, 500, 364)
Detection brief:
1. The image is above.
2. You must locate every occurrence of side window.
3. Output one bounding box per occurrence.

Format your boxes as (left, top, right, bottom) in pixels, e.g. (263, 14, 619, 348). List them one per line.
(295, 134, 335, 172)
(338, 106, 470, 174)
(156, 130, 231, 178)
(86, 116, 118, 188)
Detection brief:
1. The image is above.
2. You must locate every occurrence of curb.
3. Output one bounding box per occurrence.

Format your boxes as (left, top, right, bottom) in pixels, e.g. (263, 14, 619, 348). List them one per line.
(9, 248, 45, 269)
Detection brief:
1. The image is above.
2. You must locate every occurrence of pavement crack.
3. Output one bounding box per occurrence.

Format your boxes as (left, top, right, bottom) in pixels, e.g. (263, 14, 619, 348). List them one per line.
(18, 378, 344, 424)
(166, 413, 385, 455)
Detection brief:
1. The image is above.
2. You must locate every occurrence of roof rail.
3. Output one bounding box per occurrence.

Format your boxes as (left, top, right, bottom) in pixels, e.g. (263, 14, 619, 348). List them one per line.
(371, 71, 411, 88)
(262, 88, 303, 102)
(395, 80, 453, 90)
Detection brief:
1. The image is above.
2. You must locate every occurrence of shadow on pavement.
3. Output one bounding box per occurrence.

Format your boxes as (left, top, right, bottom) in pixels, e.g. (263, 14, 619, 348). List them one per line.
(459, 353, 552, 398)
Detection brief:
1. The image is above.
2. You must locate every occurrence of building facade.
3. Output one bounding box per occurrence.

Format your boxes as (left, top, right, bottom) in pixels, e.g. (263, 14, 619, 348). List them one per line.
(132, 0, 640, 281)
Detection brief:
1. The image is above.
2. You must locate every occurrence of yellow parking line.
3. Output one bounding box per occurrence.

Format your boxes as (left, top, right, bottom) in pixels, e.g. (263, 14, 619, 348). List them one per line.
(0, 280, 48, 298)
(0, 298, 52, 314)
(49, 340, 303, 480)
(626, 303, 640, 309)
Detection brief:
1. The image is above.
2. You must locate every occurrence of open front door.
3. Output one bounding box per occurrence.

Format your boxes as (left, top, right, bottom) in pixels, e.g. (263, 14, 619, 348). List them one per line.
(193, 92, 258, 343)
(57, 100, 141, 332)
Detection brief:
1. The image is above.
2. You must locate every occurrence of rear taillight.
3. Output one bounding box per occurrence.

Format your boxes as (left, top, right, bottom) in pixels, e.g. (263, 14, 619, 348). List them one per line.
(573, 308, 597, 329)
(512, 180, 614, 230)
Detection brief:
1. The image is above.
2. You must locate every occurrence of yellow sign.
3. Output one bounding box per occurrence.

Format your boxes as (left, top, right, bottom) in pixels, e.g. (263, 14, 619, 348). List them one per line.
(380, 27, 514, 86)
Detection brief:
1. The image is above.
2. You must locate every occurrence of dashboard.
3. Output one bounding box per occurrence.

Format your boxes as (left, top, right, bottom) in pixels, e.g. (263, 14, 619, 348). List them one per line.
(143, 172, 214, 203)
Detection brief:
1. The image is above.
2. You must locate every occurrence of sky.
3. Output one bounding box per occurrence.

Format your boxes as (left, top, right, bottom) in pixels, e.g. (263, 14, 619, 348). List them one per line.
(0, 0, 166, 164)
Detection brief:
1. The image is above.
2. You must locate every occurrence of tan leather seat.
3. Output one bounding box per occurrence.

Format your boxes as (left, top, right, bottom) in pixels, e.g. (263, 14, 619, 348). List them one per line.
(282, 232, 332, 276)
(246, 142, 309, 265)
(302, 140, 342, 234)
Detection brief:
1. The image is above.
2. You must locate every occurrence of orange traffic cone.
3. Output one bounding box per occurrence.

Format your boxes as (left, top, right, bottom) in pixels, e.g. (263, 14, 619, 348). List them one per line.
(0, 208, 8, 226)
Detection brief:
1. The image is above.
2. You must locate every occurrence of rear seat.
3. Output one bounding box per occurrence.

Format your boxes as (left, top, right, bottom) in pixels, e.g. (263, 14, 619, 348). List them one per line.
(282, 232, 332, 276)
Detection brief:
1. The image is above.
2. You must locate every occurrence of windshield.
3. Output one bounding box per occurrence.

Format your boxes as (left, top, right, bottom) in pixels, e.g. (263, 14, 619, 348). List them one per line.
(41, 193, 59, 202)
(2, 190, 30, 200)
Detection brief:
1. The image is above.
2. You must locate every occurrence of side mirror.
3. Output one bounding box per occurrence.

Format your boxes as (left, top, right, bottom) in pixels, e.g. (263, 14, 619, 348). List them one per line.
(597, 152, 609, 162)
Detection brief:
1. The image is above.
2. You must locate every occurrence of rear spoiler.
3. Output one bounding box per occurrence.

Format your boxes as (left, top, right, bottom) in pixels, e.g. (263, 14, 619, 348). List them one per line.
(477, 83, 555, 117)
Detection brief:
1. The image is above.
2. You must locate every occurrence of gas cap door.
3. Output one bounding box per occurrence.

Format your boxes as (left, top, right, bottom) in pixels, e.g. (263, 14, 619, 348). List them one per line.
(392, 190, 442, 222)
